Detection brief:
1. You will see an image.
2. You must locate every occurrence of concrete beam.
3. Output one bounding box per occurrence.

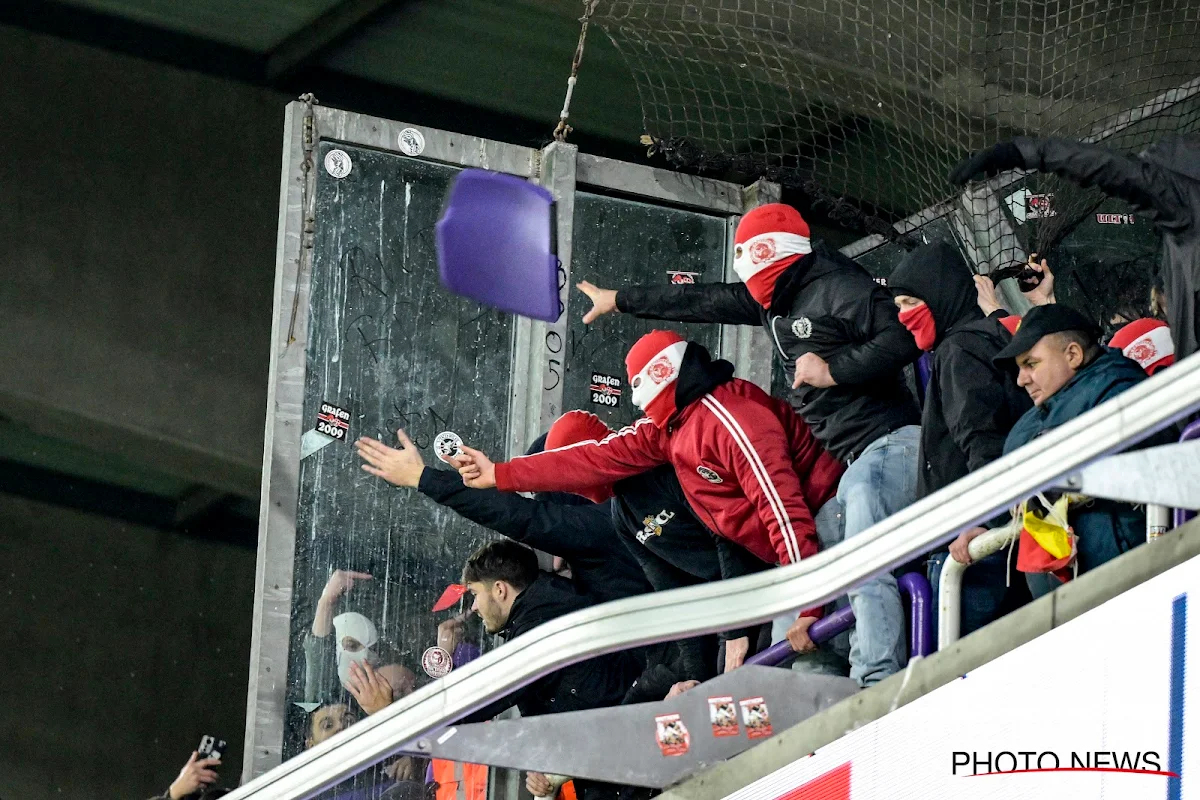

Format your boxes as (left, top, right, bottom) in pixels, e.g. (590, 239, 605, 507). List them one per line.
(662, 517, 1200, 800)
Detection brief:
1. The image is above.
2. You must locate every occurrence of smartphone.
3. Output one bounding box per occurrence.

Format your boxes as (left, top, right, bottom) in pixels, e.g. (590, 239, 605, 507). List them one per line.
(198, 735, 227, 762)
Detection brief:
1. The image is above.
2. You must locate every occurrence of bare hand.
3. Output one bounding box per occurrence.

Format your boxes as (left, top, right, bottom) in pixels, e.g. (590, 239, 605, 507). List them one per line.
(526, 772, 555, 798)
(577, 281, 618, 324)
(949, 526, 988, 565)
(169, 751, 221, 800)
(347, 660, 394, 715)
(974, 275, 1003, 316)
(356, 429, 426, 488)
(384, 756, 419, 782)
(665, 680, 700, 699)
(724, 636, 750, 672)
(1024, 254, 1055, 306)
(438, 614, 467, 653)
(451, 445, 497, 489)
(792, 352, 836, 389)
(321, 569, 373, 604)
(785, 615, 820, 654)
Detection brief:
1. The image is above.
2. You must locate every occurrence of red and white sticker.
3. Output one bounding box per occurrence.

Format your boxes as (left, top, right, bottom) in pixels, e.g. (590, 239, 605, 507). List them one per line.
(422, 646, 453, 678)
(708, 696, 740, 738)
(740, 696, 773, 740)
(668, 271, 700, 285)
(1097, 212, 1136, 225)
(655, 713, 691, 756)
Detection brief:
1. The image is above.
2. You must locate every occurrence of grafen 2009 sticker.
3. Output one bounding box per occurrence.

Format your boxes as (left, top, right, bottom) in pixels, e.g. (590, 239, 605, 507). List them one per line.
(316, 401, 351, 441)
(589, 373, 622, 408)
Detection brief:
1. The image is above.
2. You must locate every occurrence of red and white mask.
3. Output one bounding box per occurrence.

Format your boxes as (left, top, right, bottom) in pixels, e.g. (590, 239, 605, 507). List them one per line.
(1109, 318, 1174, 376)
(733, 204, 812, 307)
(626, 330, 688, 427)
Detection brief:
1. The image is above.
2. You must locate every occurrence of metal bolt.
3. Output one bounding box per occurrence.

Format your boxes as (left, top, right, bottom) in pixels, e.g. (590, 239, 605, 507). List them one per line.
(417, 740, 430, 751)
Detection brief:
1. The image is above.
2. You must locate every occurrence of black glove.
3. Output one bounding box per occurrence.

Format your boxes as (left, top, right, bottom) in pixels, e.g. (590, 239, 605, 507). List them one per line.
(948, 141, 1024, 185)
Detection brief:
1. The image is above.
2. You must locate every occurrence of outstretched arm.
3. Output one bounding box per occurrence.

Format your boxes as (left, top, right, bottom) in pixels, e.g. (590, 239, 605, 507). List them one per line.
(418, 468, 614, 557)
(456, 419, 671, 493)
(605, 280, 763, 326)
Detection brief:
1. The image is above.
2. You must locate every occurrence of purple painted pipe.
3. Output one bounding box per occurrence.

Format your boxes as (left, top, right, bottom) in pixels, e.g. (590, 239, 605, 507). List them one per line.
(745, 606, 855, 667)
(899, 571, 934, 657)
(1173, 420, 1200, 529)
(746, 572, 934, 667)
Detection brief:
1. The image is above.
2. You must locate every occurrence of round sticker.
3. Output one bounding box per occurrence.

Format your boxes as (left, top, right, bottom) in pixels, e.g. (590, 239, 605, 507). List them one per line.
(433, 431, 464, 463)
(324, 149, 353, 179)
(398, 127, 426, 157)
(422, 646, 453, 678)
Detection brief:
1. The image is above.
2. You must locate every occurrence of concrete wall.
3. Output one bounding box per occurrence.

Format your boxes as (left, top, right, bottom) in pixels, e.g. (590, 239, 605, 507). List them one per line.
(0, 493, 256, 800)
(0, 24, 288, 498)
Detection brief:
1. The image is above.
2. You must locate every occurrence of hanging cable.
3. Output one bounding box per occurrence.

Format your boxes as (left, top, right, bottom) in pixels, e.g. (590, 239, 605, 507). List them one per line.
(553, 0, 600, 142)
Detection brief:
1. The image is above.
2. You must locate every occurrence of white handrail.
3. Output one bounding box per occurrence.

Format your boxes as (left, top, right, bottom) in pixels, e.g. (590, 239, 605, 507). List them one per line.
(936, 522, 1021, 648)
(224, 354, 1200, 800)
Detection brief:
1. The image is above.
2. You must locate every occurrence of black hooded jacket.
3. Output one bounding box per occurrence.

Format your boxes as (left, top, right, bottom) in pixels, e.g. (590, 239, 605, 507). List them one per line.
(1011, 135, 1200, 359)
(889, 242, 1033, 498)
(617, 244, 921, 461)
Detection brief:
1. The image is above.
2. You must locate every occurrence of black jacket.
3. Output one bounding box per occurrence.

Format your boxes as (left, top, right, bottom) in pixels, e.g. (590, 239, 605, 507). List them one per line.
(1012, 135, 1200, 359)
(612, 464, 770, 678)
(463, 574, 642, 720)
(462, 575, 646, 800)
(417, 468, 651, 603)
(889, 242, 1033, 498)
(617, 244, 921, 461)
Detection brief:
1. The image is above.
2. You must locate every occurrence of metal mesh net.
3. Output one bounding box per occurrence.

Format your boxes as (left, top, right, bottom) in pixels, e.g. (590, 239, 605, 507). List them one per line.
(595, 0, 1200, 317)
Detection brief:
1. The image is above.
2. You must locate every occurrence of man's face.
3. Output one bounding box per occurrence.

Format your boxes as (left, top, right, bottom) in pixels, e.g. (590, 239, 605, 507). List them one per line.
(893, 294, 925, 313)
(307, 703, 355, 749)
(341, 636, 365, 653)
(468, 581, 510, 634)
(1015, 335, 1083, 406)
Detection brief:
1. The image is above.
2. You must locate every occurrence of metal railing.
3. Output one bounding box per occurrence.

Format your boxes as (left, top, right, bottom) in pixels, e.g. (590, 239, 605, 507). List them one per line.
(223, 353, 1200, 800)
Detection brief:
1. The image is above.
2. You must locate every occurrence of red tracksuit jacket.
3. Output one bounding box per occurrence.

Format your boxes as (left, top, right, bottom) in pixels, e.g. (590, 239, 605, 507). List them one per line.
(495, 379, 844, 569)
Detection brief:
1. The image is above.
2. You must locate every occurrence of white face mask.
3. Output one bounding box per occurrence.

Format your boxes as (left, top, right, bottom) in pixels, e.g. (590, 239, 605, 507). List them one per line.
(337, 645, 377, 688)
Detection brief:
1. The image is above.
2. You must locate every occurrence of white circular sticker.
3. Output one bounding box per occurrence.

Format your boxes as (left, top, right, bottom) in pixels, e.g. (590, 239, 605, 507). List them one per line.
(398, 127, 426, 157)
(422, 646, 453, 678)
(433, 431, 464, 463)
(324, 149, 353, 179)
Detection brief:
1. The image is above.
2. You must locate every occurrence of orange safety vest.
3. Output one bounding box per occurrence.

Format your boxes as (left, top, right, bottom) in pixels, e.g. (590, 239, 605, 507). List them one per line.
(432, 759, 489, 800)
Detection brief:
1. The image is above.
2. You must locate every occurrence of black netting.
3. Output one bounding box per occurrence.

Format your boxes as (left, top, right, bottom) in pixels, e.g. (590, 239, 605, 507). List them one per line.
(596, 0, 1200, 292)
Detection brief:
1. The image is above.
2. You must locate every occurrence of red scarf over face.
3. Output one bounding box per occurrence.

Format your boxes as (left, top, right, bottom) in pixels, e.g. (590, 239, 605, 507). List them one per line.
(545, 410, 615, 503)
(898, 303, 937, 351)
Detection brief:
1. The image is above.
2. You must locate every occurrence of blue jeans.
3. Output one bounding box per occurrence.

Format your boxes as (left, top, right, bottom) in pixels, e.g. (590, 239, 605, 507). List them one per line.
(835, 425, 920, 686)
(772, 498, 852, 677)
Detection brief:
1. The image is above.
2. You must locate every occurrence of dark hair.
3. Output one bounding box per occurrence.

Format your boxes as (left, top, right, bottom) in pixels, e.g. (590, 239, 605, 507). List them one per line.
(1053, 329, 1102, 363)
(462, 540, 540, 590)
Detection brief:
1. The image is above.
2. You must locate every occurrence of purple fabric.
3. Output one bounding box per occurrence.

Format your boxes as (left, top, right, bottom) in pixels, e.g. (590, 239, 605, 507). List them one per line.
(746, 571, 933, 667)
(425, 762, 435, 785)
(436, 169, 558, 322)
(915, 352, 933, 405)
(1173, 420, 1200, 528)
(453, 643, 481, 667)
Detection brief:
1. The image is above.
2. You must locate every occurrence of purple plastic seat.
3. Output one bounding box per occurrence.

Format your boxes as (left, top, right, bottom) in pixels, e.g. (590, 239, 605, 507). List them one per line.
(436, 169, 559, 322)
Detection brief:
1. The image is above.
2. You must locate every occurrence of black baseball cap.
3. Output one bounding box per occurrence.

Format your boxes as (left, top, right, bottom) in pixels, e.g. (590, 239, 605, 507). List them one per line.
(993, 304, 1101, 363)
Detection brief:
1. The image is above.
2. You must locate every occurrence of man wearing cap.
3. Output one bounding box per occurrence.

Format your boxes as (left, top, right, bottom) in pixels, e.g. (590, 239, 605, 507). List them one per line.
(987, 304, 1166, 597)
(575, 204, 920, 686)
(451, 331, 849, 676)
(888, 242, 1033, 635)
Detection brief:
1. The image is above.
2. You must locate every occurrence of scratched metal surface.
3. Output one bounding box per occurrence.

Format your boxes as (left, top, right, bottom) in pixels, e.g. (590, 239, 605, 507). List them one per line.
(564, 192, 727, 430)
(284, 142, 511, 759)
